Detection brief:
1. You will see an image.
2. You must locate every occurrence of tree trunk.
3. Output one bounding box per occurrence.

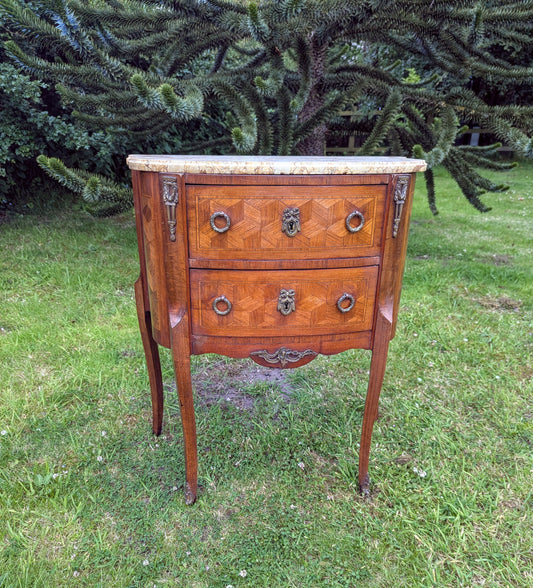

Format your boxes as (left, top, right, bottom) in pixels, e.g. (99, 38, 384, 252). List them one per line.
(296, 36, 328, 156)
(296, 123, 328, 155)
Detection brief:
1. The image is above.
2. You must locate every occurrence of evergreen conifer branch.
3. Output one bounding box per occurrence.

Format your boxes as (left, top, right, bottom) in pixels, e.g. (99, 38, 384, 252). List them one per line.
(358, 89, 402, 155)
(289, 36, 312, 114)
(211, 45, 229, 73)
(93, 29, 184, 58)
(68, 1, 179, 30)
(4, 40, 125, 89)
(423, 168, 438, 215)
(276, 85, 295, 155)
(204, 0, 248, 15)
(36, 155, 86, 194)
(247, 3, 271, 44)
(159, 84, 204, 121)
(2, 0, 530, 214)
(0, 0, 81, 56)
(274, 0, 305, 20)
(443, 148, 505, 212)
(238, 84, 274, 154)
(233, 43, 263, 57)
(37, 155, 132, 205)
(56, 84, 139, 112)
(458, 142, 503, 155)
(461, 150, 518, 172)
(254, 68, 285, 98)
(412, 106, 459, 168)
(178, 137, 233, 153)
(160, 31, 235, 76)
(211, 80, 258, 152)
(483, 117, 533, 158)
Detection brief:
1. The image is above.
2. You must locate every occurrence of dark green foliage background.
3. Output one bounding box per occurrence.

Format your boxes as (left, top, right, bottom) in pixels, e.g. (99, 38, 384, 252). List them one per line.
(1, 0, 532, 214)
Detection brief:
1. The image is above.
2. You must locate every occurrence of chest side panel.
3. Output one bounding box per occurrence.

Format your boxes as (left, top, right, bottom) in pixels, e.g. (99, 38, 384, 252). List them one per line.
(138, 172, 170, 346)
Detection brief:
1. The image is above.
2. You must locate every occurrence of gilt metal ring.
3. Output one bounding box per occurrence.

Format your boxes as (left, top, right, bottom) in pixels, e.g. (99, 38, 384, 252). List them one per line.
(337, 293, 355, 313)
(213, 295, 232, 316)
(210, 211, 231, 233)
(345, 210, 365, 233)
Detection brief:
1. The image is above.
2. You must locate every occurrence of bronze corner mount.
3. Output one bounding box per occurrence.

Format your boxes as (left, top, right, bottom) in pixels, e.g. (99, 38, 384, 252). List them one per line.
(161, 175, 179, 242)
(392, 175, 410, 238)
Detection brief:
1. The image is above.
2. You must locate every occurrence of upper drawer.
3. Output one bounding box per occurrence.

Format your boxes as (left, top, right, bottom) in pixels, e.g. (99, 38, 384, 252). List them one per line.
(186, 184, 387, 260)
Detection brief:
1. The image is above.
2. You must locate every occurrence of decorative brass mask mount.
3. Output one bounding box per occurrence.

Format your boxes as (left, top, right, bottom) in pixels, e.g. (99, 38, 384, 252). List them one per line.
(282, 207, 301, 237)
(278, 289, 296, 316)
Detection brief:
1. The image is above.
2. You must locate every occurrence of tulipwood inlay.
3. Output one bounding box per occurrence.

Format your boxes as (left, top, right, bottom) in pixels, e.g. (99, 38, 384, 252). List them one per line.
(128, 155, 426, 504)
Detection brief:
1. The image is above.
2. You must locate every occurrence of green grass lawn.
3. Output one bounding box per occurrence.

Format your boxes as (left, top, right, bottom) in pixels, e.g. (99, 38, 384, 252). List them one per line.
(1, 162, 532, 587)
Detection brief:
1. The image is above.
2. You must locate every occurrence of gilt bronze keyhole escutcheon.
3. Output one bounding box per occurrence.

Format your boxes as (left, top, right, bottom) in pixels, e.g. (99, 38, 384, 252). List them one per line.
(282, 208, 301, 237)
(278, 289, 296, 316)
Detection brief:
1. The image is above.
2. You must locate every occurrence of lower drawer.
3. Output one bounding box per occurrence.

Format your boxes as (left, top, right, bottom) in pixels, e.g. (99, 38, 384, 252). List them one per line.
(189, 267, 378, 337)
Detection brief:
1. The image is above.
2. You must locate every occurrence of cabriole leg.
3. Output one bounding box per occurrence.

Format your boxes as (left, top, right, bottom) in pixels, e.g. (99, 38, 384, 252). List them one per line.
(170, 314, 198, 505)
(359, 308, 393, 495)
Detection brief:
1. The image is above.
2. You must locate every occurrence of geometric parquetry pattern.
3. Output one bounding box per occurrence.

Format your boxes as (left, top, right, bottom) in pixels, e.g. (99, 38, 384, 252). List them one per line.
(188, 185, 386, 259)
(190, 267, 379, 337)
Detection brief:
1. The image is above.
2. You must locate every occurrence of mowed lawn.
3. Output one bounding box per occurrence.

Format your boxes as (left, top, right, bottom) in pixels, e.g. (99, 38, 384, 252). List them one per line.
(0, 161, 531, 587)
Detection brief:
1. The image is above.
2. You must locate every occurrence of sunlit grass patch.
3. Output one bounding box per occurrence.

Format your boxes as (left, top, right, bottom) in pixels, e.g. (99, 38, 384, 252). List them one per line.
(1, 164, 532, 586)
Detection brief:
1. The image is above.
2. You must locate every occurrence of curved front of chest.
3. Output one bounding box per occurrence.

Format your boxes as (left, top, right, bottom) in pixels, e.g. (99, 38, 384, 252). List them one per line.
(187, 183, 386, 261)
(189, 266, 378, 338)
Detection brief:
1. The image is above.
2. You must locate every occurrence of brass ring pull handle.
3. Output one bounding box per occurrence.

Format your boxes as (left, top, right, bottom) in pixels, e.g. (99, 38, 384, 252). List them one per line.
(345, 210, 365, 233)
(212, 295, 232, 316)
(337, 293, 355, 313)
(210, 211, 231, 233)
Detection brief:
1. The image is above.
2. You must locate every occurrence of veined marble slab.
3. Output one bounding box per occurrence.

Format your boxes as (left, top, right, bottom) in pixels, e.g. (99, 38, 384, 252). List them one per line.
(127, 155, 427, 175)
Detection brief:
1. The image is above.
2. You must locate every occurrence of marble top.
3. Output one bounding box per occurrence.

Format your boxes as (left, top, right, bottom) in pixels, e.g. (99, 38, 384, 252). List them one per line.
(127, 155, 427, 175)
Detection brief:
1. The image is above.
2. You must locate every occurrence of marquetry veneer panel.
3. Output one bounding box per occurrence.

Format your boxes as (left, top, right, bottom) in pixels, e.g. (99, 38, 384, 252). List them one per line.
(129, 155, 426, 504)
(190, 266, 378, 337)
(187, 184, 386, 260)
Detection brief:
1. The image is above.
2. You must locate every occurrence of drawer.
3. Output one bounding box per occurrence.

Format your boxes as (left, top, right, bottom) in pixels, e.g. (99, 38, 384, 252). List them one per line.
(187, 184, 386, 260)
(190, 267, 378, 337)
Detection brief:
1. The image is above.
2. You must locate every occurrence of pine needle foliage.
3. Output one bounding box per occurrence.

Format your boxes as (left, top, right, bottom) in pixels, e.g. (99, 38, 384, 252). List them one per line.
(2, 0, 532, 213)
